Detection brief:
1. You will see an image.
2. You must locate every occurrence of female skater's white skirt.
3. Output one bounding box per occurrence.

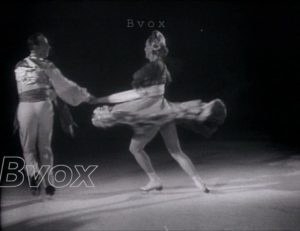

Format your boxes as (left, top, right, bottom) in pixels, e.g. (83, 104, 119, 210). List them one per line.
(92, 85, 227, 137)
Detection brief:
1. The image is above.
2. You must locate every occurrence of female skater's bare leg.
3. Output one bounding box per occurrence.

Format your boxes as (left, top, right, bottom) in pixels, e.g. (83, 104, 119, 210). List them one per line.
(160, 123, 209, 192)
(129, 126, 163, 191)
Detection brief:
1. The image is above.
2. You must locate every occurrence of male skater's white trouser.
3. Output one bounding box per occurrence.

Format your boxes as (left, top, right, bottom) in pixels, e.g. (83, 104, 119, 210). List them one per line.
(17, 100, 54, 186)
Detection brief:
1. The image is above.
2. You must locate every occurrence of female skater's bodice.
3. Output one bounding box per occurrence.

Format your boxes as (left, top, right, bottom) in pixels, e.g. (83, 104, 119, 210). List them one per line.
(132, 60, 171, 89)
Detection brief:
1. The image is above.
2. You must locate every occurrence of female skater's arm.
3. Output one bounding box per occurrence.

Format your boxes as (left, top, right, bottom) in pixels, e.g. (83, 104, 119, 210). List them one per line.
(95, 89, 142, 104)
(96, 62, 166, 104)
(95, 84, 165, 104)
(95, 96, 110, 104)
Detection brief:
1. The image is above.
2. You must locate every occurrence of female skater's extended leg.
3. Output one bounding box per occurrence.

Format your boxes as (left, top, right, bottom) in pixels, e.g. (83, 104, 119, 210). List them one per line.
(160, 123, 209, 192)
(129, 126, 163, 192)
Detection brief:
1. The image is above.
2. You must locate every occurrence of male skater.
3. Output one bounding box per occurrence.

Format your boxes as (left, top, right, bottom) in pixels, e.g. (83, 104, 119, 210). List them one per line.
(14, 33, 96, 196)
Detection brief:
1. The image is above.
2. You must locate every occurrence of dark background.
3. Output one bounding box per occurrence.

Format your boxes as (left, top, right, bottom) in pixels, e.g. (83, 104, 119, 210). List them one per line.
(2, 1, 300, 164)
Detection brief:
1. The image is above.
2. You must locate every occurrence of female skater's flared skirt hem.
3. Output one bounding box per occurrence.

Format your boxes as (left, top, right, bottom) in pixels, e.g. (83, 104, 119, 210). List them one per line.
(92, 97, 226, 137)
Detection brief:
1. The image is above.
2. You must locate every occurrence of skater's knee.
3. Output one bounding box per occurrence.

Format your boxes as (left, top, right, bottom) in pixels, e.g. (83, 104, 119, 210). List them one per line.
(40, 151, 53, 164)
(167, 146, 183, 157)
(129, 144, 144, 155)
(39, 143, 52, 154)
(23, 151, 37, 164)
(23, 145, 37, 155)
(169, 150, 185, 160)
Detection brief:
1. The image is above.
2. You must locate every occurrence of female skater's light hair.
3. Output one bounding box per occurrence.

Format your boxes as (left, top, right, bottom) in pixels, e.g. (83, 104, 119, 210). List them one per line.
(146, 30, 169, 57)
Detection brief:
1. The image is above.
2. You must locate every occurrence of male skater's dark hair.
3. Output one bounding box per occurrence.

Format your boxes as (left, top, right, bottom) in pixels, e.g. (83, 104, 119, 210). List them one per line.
(27, 32, 45, 50)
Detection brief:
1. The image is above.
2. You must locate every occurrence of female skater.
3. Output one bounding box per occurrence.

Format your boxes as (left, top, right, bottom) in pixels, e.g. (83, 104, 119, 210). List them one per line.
(92, 31, 226, 193)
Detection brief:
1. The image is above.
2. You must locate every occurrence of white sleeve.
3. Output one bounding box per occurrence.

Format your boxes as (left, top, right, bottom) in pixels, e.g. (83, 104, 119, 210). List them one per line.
(45, 66, 91, 106)
(106, 89, 142, 103)
(105, 84, 165, 103)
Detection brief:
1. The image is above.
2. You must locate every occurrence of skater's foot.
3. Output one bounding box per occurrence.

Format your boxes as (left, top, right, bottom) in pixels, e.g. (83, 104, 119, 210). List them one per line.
(30, 174, 41, 196)
(45, 185, 56, 196)
(140, 180, 163, 192)
(192, 177, 210, 193)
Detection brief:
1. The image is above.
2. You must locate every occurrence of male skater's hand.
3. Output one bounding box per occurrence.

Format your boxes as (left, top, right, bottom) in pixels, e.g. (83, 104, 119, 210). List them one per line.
(87, 95, 99, 105)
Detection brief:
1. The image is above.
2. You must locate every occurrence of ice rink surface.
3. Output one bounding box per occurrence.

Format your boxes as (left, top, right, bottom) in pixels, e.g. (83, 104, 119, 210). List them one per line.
(2, 141, 300, 231)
